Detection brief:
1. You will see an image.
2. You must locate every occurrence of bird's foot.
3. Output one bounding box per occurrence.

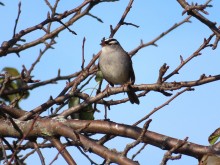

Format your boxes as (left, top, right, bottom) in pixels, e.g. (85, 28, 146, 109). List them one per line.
(103, 84, 111, 96)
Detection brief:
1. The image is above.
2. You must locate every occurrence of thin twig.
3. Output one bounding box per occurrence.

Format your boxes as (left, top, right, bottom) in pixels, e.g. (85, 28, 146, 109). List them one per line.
(0, 0, 95, 57)
(1, 137, 22, 164)
(21, 140, 48, 162)
(131, 143, 147, 160)
(28, 38, 56, 75)
(109, 0, 134, 38)
(157, 63, 169, 84)
(13, 2, 21, 38)
(177, 0, 220, 49)
(163, 33, 214, 82)
(123, 22, 139, 28)
(81, 37, 86, 70)
(0, 72, 10, 96)
(49, 138, 77, 165)
(133, 87, 192, 126)
(33, 141, 46, 165)
(160, 137, 188, 165)
(121, 119, 152, 157)
(44, 0, 53, 11)
(76, 146, 99, 165)
(87, 13, 103, 23)
(129, 16, 191, 57)
(0, 138, 8, 164)
(21, 149, 36, 161)
(8, 115, 40, 164)
(56, 19, 77, 35)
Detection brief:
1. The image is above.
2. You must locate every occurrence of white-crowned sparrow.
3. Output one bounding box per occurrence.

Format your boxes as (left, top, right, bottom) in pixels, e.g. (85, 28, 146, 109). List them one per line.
(98, 38, 140, 104)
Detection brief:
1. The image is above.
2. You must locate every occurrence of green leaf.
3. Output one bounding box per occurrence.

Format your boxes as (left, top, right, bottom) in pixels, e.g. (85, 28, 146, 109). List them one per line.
(68, 97, 80, 108)
(69, 97, 80, 119)
(208, 128, 220, 145)
(0, 67, 30, 108)
(3, 67, 19, 76)
(79, 104, 95, 120)
(95, 70, 103, 83)
(68, 97, 94, 120)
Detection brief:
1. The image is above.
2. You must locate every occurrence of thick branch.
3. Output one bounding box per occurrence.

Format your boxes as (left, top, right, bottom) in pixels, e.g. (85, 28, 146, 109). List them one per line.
(0, 119, 218, 160)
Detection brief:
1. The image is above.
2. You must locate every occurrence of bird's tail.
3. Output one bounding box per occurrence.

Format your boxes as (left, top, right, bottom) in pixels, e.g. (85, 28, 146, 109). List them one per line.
(127, 86, 140, 104)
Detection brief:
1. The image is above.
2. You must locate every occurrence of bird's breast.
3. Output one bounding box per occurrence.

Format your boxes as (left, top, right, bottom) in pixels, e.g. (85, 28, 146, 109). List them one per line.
(99, 51, 130, 85)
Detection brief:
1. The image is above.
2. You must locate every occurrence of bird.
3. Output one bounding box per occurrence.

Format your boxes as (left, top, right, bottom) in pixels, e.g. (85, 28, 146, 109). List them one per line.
(98, 38, 140, 104)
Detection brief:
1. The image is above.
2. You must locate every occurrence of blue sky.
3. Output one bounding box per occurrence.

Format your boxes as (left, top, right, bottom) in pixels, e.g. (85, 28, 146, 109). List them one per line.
(1, 0, 220, 164)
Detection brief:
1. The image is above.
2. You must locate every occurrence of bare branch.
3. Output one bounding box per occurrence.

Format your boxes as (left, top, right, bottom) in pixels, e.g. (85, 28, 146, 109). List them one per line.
(0, 0, 97, 57)
(129, 16, 191, 56)
(87, 13, 103, 23)
(49, 138, 76, 165)
(160, 137, 188, 165)
(157, 63, 169, 84)
(109, 0, 134, 38)
(0, 119, 220, 160)
(13, 2, 22, 38)
(32, 141, 46, 165)
(131, 143, 147, 160)
(0, 1, 220, 164)
(81, 37, 86, 70)
(163, 33, 214, 82)
(133, 87, 192, 126)
(121, 119, 152, 157)
(28, 38, 56, 75)
(177, 0, 220, 49)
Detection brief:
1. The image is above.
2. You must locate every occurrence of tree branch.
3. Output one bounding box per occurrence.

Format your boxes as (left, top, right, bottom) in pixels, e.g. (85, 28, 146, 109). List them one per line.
(0, 119, 219, 160)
